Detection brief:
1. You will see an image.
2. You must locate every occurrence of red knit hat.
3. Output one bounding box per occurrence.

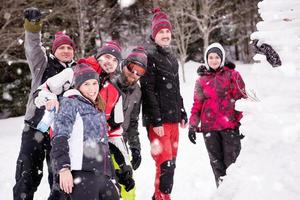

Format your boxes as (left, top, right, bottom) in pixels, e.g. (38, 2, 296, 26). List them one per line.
(52, 32, 76, 54)
(151, 7, 172, 39)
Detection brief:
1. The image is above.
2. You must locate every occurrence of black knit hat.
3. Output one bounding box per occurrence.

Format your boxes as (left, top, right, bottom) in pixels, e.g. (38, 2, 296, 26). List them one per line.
(206, 47, 223, 62)
(126, 46, 147, 70)
(96, 41, 122, 64)
(73, 63, 99, 89)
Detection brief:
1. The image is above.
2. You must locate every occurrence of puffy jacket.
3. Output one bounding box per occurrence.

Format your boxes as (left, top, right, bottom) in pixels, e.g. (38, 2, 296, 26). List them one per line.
(189, 66, 247, 132)
(51, 89, 113, 176)
(140, 37, 187, 127)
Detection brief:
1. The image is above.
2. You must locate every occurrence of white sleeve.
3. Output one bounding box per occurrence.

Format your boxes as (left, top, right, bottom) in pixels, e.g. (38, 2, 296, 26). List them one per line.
(34, 68, 74, 108)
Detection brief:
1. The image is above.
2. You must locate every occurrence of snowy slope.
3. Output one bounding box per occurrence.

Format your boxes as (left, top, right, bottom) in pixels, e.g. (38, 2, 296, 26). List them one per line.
(1, 61, 300, 200)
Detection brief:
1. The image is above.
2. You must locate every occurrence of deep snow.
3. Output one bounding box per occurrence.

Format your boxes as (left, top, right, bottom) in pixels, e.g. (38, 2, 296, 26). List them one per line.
(1, 60, 300, 200)
(2, 0, 300, 199)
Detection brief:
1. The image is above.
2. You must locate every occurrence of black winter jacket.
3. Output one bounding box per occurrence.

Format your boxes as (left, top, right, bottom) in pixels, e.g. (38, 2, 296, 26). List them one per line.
(140, 38, 187, 127)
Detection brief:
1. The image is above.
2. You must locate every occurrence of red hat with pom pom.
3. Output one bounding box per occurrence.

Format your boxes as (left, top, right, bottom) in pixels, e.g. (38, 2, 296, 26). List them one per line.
(52, 31, 76, 54)
(151, 7, 172, 39)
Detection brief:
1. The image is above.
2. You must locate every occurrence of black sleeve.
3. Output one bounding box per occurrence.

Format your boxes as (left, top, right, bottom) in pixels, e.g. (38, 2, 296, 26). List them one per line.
(50, 136, 71, 172)
(140, 57, 162, 127)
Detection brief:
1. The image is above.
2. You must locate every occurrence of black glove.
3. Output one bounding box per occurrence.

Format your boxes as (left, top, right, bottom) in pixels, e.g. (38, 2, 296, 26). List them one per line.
(181, 110, 188, 125)
(23, 7, 42, 33)
(115, 165, 135, 192)
(130, 148, 141, 170)
(188, 127, 197, 144)
(24, 7, 42, 22)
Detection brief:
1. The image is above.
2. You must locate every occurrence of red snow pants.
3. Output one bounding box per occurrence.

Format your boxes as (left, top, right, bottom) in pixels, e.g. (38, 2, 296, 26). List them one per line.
(148, 123, 179, 200)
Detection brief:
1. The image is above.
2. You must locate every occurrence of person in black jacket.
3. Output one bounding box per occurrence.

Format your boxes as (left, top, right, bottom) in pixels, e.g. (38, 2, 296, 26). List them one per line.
(140, 7, 188, 200)
(13, 7, 76, 200)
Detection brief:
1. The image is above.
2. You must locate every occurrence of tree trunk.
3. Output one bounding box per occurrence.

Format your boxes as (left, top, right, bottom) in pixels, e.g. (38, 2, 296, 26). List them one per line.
(180, 57, 186, 83)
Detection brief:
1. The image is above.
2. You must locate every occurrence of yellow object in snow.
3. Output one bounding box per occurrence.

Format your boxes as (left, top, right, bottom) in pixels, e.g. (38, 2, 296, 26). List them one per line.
(112, 155, 136, 200)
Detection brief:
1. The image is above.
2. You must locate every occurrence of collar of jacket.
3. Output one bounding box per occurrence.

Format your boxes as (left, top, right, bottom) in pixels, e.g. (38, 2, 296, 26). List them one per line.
(49, 53, 76, 68)
(198, 65, 226, 76)
(63, 89, 96, 107)
(147, 36, 172, 56)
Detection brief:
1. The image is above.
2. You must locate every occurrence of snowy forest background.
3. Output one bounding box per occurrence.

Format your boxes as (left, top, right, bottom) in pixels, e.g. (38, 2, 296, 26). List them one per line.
(1, 0, 300, 200)
(0, 0, 261, 119)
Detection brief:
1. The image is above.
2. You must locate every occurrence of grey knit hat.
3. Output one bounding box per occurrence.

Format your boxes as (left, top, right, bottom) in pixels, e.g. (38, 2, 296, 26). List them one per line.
(73, 63, 99, 89)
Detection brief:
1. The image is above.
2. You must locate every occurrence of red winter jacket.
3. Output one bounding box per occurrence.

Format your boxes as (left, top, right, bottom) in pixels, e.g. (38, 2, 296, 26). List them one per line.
(189, 66, 247, 132)
(78, 57, 120, 132)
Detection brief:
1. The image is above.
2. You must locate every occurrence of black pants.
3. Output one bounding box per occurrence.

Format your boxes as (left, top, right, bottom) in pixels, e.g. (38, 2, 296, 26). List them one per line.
(203, 128, 242, 187)
(63, 171, 120, 200)
(13, 125, 53, 200)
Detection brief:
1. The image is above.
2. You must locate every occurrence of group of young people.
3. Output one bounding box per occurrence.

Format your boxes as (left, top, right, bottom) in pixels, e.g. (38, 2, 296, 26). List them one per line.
(13, 6, 247, 200)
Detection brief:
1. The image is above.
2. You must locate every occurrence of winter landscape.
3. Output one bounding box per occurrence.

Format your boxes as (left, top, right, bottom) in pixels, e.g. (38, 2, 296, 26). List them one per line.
(1, 0, 300, 199)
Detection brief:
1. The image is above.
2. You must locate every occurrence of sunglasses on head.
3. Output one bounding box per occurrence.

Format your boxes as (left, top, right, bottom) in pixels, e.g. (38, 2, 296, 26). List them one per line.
(126, 62, 145, 77)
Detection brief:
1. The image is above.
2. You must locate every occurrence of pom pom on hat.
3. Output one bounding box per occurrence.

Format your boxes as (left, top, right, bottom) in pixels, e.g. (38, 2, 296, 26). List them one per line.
(151, 7, 172, 39)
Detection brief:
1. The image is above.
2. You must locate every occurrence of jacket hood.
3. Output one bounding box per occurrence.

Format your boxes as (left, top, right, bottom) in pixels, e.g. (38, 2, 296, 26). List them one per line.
(204, 43, 225, 70)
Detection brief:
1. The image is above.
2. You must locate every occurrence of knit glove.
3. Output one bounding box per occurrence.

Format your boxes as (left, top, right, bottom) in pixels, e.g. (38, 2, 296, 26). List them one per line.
(24, 7, 42, 32)
(130, 148, 141, 170)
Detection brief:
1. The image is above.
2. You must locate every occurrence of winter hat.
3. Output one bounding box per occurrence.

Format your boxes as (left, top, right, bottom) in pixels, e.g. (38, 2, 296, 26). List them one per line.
(96, 40, 122, 64)
(207, 47, 223, 62)
(52, 32, 76, 54)
(126, 46, 148, 70)
(73, 63, 99, 89)
(204, 42, 225, 70)
(151, 7, 172, 39)
(77, 57, 103, 75)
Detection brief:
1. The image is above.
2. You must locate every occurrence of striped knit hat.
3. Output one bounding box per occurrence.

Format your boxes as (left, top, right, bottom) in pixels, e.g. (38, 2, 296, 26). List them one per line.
(96, 40, 122, 64)
(52, 32, 76, 54)
(126, 46, 147, 70)
(73, 63, 99, 89)
(151, 7, 172, 39)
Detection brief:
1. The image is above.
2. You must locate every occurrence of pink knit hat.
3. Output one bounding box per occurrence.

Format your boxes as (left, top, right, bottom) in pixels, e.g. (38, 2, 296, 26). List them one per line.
(151, 7, 172, 39)
(52, 32, 76, 54)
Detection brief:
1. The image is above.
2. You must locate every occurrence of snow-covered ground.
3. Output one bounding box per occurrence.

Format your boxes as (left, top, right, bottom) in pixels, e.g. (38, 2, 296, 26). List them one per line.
(1, 60, 300, 200)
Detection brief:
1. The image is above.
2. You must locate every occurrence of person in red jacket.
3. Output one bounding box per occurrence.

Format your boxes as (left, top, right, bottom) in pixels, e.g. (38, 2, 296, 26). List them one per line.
(188, 42, 247, 187)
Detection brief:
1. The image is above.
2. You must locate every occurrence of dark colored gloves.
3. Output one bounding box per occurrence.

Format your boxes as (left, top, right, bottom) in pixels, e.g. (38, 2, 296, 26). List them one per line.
(115, 165, 135, 192)
(181, 110, 188, 125)
(252, 39, 282, 67)
(188, 126, 197, 144)
(24, 7, 42, 22)
(23, 7, 42, 32)
(130, 148, 141, 170)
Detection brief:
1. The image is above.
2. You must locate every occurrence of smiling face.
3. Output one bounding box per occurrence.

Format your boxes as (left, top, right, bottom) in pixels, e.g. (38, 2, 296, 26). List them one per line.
(54, 44, 74, 63)
(154, 28, 172, 47)
(79, 79, 99, 102)
(97, 54, 119, 74)
(207, 53, 222, 70)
